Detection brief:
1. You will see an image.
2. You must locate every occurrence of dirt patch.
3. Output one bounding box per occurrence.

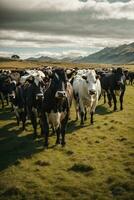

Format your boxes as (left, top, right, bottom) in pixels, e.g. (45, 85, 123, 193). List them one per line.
(68, 163, 94, 174)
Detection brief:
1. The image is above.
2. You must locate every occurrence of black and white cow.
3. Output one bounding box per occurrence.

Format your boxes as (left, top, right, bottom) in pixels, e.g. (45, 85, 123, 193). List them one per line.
(41, 68, 73, 147)
(100, 67, 126, 111)
(23, 74, 45, 137)
(0, 72, 16, 109)
(10, 70, 45, 135)
(10, 83, 26, 130)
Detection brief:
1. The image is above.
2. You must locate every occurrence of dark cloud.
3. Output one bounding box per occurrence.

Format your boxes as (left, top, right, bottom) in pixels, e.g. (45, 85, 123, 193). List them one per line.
(0, 0, 133, 57)
(0, 8, 133, 40)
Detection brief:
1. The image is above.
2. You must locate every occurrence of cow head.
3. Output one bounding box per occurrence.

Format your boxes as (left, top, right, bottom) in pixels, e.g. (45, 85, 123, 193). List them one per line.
(85, 70, 98, 95)
(51, 68, 67, 99)
(114, 68, 125, 90)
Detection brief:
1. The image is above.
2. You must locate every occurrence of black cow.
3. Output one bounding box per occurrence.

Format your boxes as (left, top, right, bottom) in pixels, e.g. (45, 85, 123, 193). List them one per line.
(0, 73, 16, 109)
(100, 67, 126, 111)
(41, 68, 73, 147)
(10, 83, 26, 130)
(128, 71, 134, 85)
(24, 76, 43, 137)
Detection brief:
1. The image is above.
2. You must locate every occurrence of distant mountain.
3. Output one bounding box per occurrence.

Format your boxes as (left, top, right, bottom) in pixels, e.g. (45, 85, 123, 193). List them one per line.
(78, 42, 134, 64)
(26, 55, 84, 63)
(60, 56, 83, 62)
(26, 56, 57, 62)
(25, 42, 134, 64)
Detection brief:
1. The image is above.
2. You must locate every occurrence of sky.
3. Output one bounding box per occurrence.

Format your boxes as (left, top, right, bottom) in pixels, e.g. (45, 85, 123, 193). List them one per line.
(0, 0, 134, 59)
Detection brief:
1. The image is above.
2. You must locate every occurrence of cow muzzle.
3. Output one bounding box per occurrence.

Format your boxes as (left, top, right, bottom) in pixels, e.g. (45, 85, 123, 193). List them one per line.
(55, 91, 66, 98)
(9, 93, 15, 99)
(89, 90, 96, 95)
(36, 93, 44, 100)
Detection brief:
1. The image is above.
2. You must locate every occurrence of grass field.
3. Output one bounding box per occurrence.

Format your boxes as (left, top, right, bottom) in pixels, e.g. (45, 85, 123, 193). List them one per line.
(0, 60, 134, 71)
(0, 82, 134, 200)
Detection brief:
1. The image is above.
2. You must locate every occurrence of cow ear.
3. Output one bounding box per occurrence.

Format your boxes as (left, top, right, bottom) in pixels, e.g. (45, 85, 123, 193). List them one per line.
(96, 75, 100, 79)
(82, 75, 87, 80)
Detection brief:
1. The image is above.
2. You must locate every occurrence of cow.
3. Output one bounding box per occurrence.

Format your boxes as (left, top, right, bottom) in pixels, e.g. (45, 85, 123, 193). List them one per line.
(72, 69, 101, 125)
(128, 71, 134, 85)
(40, 68, 73, 147)
(23, 74, 45, 137)
(10, 82, 26, 130)
(10, 71, 45, 135)
(100, 67, 126, 111)
(0, 73, 16, 109)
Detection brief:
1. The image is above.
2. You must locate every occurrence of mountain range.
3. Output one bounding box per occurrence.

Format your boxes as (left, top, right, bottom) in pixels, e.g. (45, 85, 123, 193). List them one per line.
(1, 42, 134, 64)
(78, 42, 134, 64)
(26, 42, 134, 64)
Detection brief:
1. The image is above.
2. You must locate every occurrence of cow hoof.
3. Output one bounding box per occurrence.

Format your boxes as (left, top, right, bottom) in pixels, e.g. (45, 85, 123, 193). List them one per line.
(108, 102, 112, 107)
(61, 142, 66, 147)
(33, 134, 37, 139)
(44, 142, 49, 148)
(55, 140, 60, 145)
(80, 121, 84, 125)
(17, 121, 20, 126)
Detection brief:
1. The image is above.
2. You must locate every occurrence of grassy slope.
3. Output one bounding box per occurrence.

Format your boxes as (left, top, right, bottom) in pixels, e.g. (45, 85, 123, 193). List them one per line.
(0, 86, 134, 200)
(0, 60, 134, 71)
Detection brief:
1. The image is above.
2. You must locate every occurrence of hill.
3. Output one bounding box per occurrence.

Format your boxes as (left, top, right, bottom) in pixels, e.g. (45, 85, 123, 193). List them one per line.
(26, 56, 57, 62)
(78, 42, 134, 64)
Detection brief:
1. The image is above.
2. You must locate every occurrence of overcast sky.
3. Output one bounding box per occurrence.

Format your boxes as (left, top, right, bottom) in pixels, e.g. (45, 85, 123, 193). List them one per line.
(0, 0, 134, 59)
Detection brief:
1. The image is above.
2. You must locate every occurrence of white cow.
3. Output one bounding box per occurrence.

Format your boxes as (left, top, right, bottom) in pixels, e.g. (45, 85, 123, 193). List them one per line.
(73, 69, 101, 125)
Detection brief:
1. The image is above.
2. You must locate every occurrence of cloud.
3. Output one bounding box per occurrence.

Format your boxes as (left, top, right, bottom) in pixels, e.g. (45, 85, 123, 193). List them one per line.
(0, 0, 134, 58)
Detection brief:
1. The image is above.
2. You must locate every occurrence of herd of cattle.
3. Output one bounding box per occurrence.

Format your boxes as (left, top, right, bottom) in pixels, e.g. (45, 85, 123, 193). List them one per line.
(0, 67, 134, 147)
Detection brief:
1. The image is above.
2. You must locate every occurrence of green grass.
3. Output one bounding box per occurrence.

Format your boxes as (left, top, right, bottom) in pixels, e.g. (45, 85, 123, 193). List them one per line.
(0, 85, 134, 200)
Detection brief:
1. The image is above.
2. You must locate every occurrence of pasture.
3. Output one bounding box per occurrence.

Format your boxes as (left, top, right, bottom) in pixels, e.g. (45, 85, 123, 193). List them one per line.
(0, 79, 134, 200)
(0, 60, 134, 71)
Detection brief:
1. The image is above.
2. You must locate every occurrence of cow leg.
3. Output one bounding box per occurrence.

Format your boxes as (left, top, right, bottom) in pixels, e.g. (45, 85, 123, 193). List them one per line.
(74, 99, 79, 120)
(41, 113, 49, 147)
(73, 93, 79, 121)
(84, 107, 87, 121)
(5, 95, 9, 106)
(51, 125, 55, 135)
(111, 91, 117, 111)
(56, 127, 61, 145)
(0, 92, 4, 108)
(14, 106, 20, 126)
(76, 107, 79, 121)
(90, 111, 94, 124)
(39, 118, 44, 136)
(20, 111, 26, 130)
(29, 110, 37, 138)
(16, 116, 20, 126)
(120, 91, 124, 110)
(79, 100, 85, 125)
(104, 91, 106, 104)
(61, 115, 68, 146)
(107, 91, 112, 107)
(1, 100, 4, 109)
(80, 111, 84, 125)
(61, 128, 65, 146)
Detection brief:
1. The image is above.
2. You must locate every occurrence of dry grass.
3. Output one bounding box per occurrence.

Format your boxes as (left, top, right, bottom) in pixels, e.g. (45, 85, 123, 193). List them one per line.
(0, 60, 134, 71)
